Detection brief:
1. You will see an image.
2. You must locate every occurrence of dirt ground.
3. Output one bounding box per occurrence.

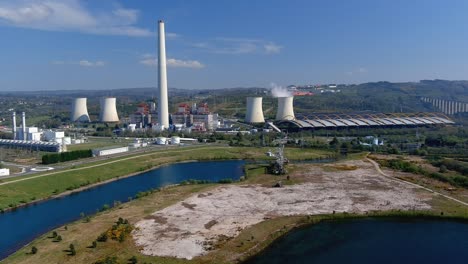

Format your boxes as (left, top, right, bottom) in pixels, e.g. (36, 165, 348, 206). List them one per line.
(132, 159, 433, 260)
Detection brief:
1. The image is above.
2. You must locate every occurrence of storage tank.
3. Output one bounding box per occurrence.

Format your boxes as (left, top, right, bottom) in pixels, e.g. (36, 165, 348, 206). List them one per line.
(156, 137, 167, 145)
(245, 97, 265, 123)
(275, 96, 295, 120)
(99, 97, 119, 123)
(71, 98, 90, 122)
(171, 136, 180, 144)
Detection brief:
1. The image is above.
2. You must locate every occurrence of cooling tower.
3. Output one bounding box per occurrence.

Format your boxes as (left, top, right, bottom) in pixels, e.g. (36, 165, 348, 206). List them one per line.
(99, 97, 119, 123)
(158, 20, 169, 128)
(276, 96, 295, 121)
(12, 112, 16, 140)
(71, 98, 90, 122)
(245, 97, 265, 123)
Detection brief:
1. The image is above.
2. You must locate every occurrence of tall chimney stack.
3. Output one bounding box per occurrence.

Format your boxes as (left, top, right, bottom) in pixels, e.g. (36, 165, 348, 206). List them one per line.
(12, 112, 17, 140)
(158, 20, 169, 129)
(22, 112, 27, 141)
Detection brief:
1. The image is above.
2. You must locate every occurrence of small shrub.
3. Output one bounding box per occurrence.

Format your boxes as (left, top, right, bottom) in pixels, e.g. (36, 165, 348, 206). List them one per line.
(31, 246, 38, 254)
(69, 244, 76, 256)
(97, 232, 108, 242)
(129, 256, 138, 264)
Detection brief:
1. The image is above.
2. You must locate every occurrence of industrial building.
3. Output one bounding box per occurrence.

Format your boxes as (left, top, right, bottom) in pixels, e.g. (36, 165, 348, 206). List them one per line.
(92, 146, 129, 157)
(171, 103, 219, 131)
(129, 102, 155, 128)
(276, 112, 455, 132)
(0, 139, 63, 152)
(0, 168, 10, 177)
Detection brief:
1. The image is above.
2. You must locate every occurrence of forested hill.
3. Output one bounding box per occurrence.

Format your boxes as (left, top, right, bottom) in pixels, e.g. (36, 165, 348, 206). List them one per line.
(294, 80, 468, 114)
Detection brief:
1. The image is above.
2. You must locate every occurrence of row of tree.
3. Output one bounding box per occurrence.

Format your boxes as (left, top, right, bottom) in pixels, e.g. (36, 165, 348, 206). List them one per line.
(42, 149, 92, 164)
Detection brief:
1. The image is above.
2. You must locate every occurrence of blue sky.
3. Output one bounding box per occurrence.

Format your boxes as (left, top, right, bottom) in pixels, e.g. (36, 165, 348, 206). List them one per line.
(0, 0, 467, 91)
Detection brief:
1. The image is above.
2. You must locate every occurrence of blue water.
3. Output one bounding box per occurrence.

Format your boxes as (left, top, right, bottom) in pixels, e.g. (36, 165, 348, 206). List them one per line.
(0, 160, 244, 260)
(245, 217, 468, 264)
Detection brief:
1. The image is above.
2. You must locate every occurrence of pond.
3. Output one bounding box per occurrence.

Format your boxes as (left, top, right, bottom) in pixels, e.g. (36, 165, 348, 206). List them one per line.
(245, 217, 468, 264)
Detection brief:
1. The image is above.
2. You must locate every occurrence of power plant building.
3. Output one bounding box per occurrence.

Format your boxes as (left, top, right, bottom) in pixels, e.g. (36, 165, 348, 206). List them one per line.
(71, 98, 90, 122)
(245, 97, 265, 123)
(99, 97, 119, 123)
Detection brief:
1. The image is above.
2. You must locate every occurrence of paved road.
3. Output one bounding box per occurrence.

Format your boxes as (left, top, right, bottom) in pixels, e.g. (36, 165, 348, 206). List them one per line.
(366, 157, 468, 207)
(0, 145, 221, 186)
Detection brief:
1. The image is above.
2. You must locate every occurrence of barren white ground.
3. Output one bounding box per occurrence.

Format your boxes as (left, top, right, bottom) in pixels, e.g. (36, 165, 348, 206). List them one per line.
(132, 160, 432, 260)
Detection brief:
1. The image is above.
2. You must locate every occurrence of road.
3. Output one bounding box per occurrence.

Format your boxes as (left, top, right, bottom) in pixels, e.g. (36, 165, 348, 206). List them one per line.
(0, 144, 221, 186)
(366, 157, 468, 207)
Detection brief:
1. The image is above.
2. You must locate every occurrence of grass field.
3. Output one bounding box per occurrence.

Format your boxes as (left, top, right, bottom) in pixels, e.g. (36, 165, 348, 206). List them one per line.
(0, 146, 332, 210)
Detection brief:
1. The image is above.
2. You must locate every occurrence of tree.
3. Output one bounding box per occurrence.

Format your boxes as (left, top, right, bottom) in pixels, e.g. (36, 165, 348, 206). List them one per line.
(56, 235, 62, 242)
(91, 241, 97, 248)
(69, 243, 76, 256)
(439, 165, 448, 173)
(31, 246, 38, 254)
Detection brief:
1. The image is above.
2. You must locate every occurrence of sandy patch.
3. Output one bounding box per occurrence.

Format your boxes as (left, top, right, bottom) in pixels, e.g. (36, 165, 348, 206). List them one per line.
(132, 160, 432, 260)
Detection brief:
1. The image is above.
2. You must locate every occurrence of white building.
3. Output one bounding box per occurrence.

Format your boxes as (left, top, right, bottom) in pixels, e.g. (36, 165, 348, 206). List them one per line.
(44, 130, 65, 142)
(0, 168, 10, 176)
(92, 146, 129, 157)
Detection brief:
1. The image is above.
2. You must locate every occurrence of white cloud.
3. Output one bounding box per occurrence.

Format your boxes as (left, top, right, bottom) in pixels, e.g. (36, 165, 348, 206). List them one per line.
(166, 32, 179, 39)
(139, 55, 204, 69)
(192, 37, 282, 55)
(346, 67, 368, 75)
(0, 0, 151, 37)
(51, 60, 105, 67)
(264, 42, 282, 54)
(167, 58, 204, 68)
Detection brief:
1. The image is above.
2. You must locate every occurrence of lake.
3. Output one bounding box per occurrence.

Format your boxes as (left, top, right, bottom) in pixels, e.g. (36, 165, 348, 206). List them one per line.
(245, 217, 468, 264)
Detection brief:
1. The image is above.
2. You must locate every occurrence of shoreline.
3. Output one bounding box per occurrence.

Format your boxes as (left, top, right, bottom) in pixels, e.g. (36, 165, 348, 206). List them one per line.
(238, 211, 468, 263)
(0, 158, 237, 214)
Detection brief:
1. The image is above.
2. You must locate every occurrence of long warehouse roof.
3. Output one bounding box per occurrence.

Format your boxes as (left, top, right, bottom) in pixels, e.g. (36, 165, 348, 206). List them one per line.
(280, 112, 454, 129)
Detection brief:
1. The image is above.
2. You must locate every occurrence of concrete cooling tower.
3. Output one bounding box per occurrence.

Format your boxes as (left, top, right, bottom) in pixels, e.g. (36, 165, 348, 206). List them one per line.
(99, 97, 119, 123)
(71, 98, 90, 122)
(245, 97, 265, 123)
(276, 96, 295, 121)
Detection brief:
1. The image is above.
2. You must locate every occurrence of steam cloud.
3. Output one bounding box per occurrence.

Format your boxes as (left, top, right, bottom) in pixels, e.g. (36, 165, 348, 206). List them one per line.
(270, 82, 292, 97)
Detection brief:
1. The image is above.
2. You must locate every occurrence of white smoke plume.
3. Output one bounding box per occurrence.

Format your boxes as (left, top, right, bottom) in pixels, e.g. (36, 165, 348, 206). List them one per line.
(270, 82, 292, 97)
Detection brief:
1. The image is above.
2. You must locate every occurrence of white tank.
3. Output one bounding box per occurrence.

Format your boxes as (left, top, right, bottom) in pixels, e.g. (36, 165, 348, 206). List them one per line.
(158, 20, 169, 129)
(99, 97, 119, 122)
(276, 96, 295, 120)
(245, 97, 265, 123)
(171, 136, 180, 144)
(71, 98, 90, 122)
(156, 137, 167, 145)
